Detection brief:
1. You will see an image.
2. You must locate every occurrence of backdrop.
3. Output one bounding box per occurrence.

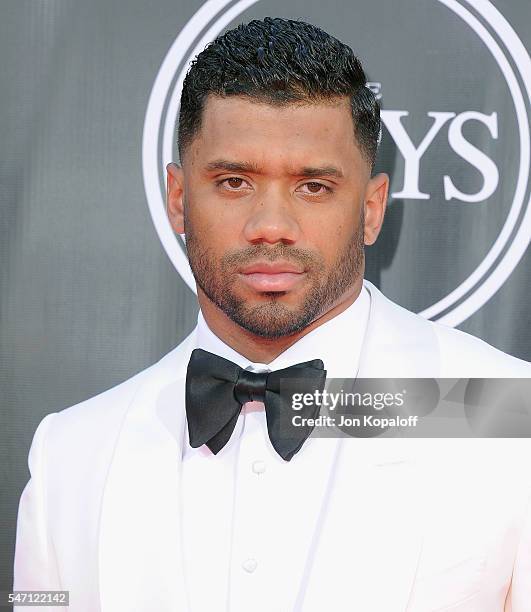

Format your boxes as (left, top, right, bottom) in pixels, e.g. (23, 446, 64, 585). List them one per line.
(1, 0, 530, 593)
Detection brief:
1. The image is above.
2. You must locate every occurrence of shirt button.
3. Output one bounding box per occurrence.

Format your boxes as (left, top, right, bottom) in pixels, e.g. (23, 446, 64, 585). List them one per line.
(242, 558, 258, 573)
(252, 460, 266, 474)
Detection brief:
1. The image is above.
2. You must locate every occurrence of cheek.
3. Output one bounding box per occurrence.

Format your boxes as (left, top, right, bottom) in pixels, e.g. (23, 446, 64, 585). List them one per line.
(186, 199, 243, 255)
(188, 187, 250, 238)
(332, 209, 362, 244)
(185, 188, 218, 231)
(301, 218, 353, 262)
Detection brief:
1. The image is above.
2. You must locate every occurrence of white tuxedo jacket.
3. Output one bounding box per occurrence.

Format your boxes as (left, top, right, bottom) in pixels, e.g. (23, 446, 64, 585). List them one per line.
(13, 280, 531, 611)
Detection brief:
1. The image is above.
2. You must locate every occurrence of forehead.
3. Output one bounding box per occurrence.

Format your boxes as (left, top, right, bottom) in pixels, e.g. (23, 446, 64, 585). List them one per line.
(186, 95, 367, 176)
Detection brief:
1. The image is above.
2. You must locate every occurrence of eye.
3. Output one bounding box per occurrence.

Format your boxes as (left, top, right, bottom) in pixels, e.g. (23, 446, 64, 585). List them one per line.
(217, 177, 251, 190)
(298, 182, 333, 195)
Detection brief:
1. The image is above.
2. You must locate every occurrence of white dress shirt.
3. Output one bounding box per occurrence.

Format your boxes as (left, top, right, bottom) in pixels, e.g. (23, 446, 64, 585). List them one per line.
(180, 286, 371, 611)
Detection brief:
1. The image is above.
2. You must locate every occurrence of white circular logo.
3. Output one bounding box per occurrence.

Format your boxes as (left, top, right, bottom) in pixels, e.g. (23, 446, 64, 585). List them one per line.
(142, 0, 531, 327)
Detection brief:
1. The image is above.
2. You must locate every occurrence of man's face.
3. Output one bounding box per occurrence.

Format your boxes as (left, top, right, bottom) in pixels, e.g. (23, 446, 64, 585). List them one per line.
(168, 95, 387, 338)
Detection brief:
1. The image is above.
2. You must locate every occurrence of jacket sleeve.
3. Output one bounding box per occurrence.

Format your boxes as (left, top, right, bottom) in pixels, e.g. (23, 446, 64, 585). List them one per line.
(506, 488, 531, 611)
(13, 412, 61, 594)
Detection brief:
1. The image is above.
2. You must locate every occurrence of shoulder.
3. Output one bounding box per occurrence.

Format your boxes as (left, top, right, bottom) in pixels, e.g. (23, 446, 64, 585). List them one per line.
(429, 319, 531, 377)
(35, 330, 197, 460)
(364, 280, 531, 377)
(44, 367, 150, 450)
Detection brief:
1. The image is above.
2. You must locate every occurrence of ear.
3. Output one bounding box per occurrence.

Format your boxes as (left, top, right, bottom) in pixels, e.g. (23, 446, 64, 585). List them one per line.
(166, 162, 185, 234)
(363, 172, 389, 246)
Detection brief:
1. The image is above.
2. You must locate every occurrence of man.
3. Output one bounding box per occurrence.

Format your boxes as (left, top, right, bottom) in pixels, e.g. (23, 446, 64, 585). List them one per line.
(13, 17, 531, 612)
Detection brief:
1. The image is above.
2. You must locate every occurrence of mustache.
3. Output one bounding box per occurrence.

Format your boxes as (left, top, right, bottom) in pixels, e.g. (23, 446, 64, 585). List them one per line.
(220, 244, 325, 270)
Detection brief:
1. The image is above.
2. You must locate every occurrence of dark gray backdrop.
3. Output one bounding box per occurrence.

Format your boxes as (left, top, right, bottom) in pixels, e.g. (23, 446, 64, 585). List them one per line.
(1, 0, 530, 592)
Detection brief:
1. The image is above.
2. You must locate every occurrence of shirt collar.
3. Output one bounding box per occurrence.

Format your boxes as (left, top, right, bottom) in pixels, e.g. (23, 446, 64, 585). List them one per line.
(195, 283, 371, 378)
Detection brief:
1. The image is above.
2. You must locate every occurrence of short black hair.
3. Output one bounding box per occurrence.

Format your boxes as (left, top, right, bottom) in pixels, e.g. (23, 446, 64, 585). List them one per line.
(178, 17, 381, 168)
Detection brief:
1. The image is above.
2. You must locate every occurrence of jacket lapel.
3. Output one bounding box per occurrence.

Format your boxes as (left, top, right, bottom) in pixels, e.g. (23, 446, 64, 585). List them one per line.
(291, 281, 440, 610)
(296, 280, 442, 610)
(98, 332, 196, 612)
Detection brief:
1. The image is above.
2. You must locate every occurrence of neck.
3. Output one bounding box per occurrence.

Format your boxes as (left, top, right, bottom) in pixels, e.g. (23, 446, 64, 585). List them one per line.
(197, 279, 364, 364)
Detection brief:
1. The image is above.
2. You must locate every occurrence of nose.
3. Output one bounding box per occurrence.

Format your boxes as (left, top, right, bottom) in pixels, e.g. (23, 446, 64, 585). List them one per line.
(242, 189, 301, 245)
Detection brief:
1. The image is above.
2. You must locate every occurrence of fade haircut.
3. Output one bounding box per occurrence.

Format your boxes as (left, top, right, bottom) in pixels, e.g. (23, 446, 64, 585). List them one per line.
(178, 17, 381, 168)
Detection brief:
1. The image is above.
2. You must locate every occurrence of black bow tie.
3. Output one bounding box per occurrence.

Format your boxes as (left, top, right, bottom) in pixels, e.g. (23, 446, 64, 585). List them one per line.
(185, 348, 327, 461)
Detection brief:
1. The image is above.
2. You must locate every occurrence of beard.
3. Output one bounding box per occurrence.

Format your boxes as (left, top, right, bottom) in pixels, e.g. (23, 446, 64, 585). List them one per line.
(184, 208, 365, 339)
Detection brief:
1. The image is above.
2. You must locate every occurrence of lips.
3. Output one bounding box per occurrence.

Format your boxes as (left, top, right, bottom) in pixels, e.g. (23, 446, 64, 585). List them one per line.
(239, 260, 305, 275)
(239, 261, 306, 292)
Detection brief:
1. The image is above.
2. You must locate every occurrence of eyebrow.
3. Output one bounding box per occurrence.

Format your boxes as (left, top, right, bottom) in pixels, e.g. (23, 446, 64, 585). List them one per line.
(297, 165, 344, 179)
(205, 160, 261, 174)
(204, 159, 344, 179)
